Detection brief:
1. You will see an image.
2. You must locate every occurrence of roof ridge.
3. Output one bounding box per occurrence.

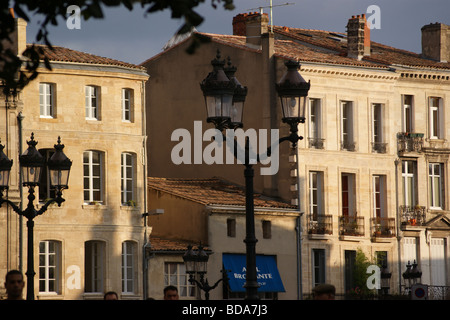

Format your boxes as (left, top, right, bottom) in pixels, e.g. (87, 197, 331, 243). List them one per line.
(28, 43, 145, 70)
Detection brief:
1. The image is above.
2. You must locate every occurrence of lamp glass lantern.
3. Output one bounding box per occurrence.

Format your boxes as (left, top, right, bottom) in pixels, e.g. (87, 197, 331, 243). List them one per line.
(224, 58, 247, 128)
(0, 143, 13, 189)
(410, 260, 422, 285)
(200, 51, 236, 129)
(183, 245, 197, 275)
(47, 137, 72, 189)
(19, 133, 44, 187)
(276, 60, 310, 124)
(196, 245, 209, 275)
(403, 260, 412, 288)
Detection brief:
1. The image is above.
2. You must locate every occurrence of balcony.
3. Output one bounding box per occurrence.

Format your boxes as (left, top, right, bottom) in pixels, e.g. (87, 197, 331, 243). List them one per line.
(308, 137, 325, 149)
(370, 217, 395, 239)
(372, 142, 387, 154)
(307, 214, 333, 237)
(399, 205, 426, 227)
(341, 140, 356, 152)
(339, 216, 364, 237)
(397, 132, 424, 153)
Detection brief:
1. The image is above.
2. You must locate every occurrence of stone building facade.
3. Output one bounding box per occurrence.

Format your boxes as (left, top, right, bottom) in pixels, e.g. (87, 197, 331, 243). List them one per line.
(0, 18, 149, 299)
(141, 13, 450, 298)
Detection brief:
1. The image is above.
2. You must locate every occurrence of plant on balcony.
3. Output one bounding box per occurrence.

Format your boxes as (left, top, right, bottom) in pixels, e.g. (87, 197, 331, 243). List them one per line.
(373, 224, 382, 236)
(346, 249, 377, 299)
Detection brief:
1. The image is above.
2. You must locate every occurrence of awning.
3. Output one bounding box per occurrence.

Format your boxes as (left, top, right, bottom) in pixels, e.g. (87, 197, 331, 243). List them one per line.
(222, 253, 285, 292)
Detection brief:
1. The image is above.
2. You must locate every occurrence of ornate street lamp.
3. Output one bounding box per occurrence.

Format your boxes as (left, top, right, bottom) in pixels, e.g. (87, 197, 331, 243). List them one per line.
(183, 244, 227, 300)
(410, 260, 422, 285)
(224, 57, 247, 129)
(19, 133, 45, 187)
(0, 142, 13, 188)
(276, 60, 310, 133)
(200, 51, 310, 300)
(47, 137, 72, 191)
(403, 260, 412, 289)
(403, 260, 421, 292)
(200, 50, 236, 131)
(0, 133, 72, 300)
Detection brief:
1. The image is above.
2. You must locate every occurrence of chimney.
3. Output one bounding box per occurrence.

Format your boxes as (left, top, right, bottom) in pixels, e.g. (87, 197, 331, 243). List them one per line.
(346, 14, 370, 60)
(232, 12, 269, 49)
(1, 9, 28, 57)
(421, 23, 450, 62)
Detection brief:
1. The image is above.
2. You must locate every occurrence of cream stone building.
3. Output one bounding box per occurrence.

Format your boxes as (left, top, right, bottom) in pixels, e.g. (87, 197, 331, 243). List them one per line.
(142, 13, 450, 298)
(146, 177, 300, 300)
(1, 18, 148, 299)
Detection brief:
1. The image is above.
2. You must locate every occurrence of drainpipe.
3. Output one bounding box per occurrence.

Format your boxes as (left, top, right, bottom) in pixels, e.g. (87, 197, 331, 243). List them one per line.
(395, 158, 402, 293)
(141, 79, 149, 299)
(295, 148, 303, 300)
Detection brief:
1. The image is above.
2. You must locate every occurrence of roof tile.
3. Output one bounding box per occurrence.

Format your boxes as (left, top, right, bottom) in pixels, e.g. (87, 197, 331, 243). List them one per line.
(148, 177, 296, 209)
(28, 44, 146, 70)
(195, 25, 450, 71)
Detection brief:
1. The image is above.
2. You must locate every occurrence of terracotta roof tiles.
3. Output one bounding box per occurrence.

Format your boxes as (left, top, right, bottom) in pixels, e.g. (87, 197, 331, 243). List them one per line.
(28, 44, 146, 70)
(148, 177, 296, 209)
(193, 25, 450, 71)
(148, 237, 194, 252)
(149, 237, 211, 252)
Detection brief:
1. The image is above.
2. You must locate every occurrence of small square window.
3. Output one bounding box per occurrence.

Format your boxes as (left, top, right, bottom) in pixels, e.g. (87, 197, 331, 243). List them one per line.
(227, 219, 236, 237)
(262, 220, 271, 239)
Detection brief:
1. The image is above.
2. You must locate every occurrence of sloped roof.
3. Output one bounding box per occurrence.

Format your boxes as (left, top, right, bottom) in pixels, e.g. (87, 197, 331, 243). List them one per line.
(28, 44, 146, 70)
(149, 237, 192, 252)
(148, 177, 296, 209)
(273, 26, 450, 70)
(148, 237, 211, 253)
(153, 23, 450, 72)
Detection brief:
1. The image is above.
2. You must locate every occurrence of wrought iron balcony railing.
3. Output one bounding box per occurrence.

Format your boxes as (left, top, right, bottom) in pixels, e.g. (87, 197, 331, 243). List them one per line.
(397, 132, 424, 153)
(339, 215, 364, 236)
(399, 205, 426, 226)
(308, 137, 325, 149)
(341, 140, 356, 152)
(307, 214, 333, 235)
(370, 217, 395, 238)
(372, 142, 387, 154)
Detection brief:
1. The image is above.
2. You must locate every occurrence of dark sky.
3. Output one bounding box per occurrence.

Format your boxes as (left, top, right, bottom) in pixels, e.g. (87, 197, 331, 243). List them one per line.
(24, 0, 450, 65)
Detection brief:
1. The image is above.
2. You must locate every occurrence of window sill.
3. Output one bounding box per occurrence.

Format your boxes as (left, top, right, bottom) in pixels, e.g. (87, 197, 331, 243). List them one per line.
(120, 293, 141, 300)
(82, 203, 107, 210)
(39, 116, 56, 120)
(83, 293, 104, 300)
(86, 118, 102, 123)
(120, 205, 140, 211)
(37, 293, 64, 300)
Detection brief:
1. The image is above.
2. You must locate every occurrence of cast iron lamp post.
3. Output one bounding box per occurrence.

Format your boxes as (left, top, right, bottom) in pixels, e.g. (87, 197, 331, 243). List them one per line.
(183, 244, 228, 300)
(200, 50, 310, 300)
(0, 133, 72, 300)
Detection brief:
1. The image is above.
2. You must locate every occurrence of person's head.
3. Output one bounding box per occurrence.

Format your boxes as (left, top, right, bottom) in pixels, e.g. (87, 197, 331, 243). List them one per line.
(312, 283, 335, 300)
(4, 270, 25, 300)
(163, 285, 179, 300)
(104, 291, 119, 300)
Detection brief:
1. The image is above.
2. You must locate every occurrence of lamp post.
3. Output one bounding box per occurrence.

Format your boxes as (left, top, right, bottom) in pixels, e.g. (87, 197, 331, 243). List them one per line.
(200, 50, 310, 300)
(183, 244, 228, 300)
(0, 133, 72, 300)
